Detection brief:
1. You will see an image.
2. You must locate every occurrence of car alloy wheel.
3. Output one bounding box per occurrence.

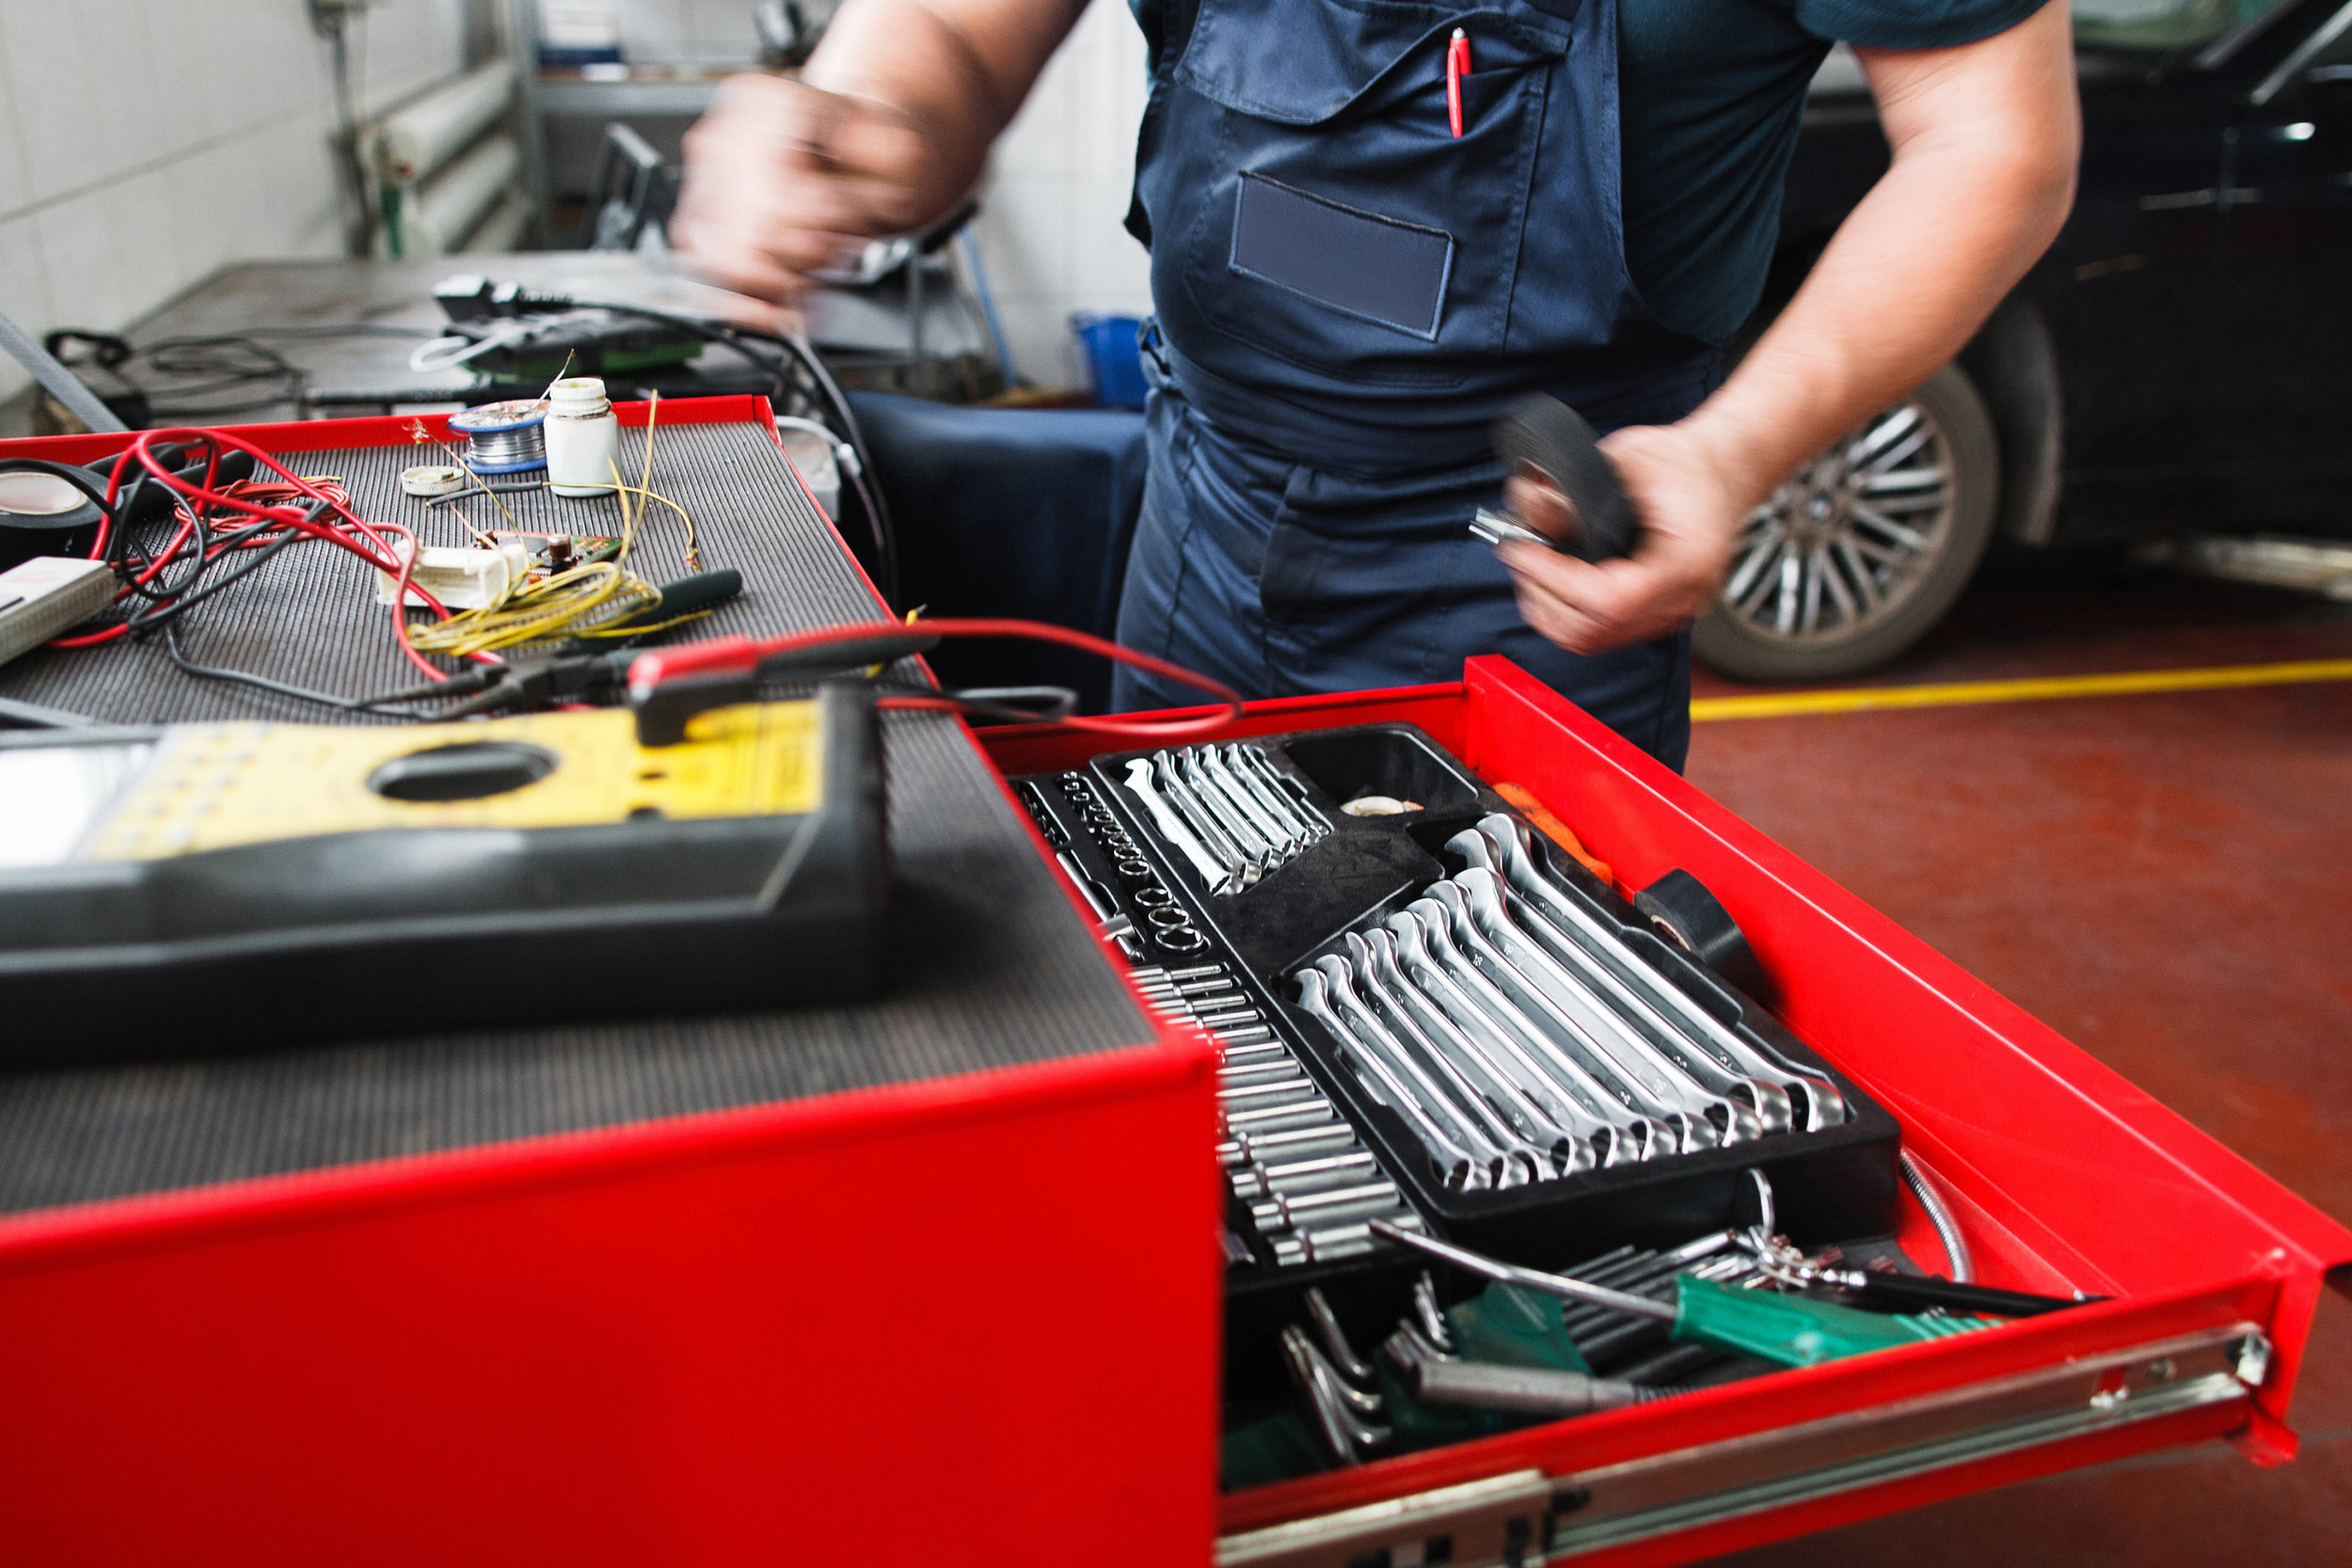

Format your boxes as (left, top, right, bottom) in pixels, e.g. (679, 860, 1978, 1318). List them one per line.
(1692, 362, 2000, 683)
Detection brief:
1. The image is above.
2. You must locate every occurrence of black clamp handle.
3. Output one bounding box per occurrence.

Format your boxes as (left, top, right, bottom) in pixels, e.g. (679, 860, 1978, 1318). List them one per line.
(1491, 393, 1639, 562)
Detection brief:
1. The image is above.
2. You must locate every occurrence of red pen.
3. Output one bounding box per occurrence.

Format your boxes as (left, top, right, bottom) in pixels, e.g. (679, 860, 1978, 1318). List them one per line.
(1446, 27, 1471, 137)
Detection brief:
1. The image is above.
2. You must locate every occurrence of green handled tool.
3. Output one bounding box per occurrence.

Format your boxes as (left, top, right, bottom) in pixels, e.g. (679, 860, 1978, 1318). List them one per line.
(1371, 1223, 2003, 1370)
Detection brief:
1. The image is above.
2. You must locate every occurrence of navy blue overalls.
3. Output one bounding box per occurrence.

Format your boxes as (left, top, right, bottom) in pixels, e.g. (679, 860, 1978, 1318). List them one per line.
(1113, 0, 1717, 768)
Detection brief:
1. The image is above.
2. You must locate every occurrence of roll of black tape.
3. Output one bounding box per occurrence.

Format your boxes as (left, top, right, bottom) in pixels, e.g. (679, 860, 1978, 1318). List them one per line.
(1631, 868, 1769, 1000)
(1493, 393, 1638, 562)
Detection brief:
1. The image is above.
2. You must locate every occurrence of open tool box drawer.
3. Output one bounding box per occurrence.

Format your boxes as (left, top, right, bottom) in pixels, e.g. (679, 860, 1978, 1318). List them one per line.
(980, 656, 2352, 1567)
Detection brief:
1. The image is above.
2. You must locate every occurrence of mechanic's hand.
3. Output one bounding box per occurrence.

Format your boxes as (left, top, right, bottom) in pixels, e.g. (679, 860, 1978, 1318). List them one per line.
(675, 74, 942, 302)
(1497, 421, 1753, 656)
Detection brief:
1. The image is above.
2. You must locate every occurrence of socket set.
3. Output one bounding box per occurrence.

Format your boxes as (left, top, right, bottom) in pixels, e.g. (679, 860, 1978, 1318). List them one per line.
(1020, 722, 1899, 1263)
(1015, 769, 1424, 1272)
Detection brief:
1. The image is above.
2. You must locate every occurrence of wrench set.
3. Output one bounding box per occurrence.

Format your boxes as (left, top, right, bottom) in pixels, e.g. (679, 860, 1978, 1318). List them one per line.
(1120, 744, 1330, 895)
(1293, 811, 1853, 1192)
(1015, 721, 1900, 1449)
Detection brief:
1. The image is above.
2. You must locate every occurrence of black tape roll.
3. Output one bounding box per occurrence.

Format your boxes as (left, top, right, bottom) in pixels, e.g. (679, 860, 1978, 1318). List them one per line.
(0, 458, 113, 570)
(1630, 868, 1768, 1000)
(1493, 393, 1638, 562)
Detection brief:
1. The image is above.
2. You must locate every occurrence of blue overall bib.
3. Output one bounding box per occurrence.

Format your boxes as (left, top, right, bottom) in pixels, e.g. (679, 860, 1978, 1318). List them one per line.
(1112, 0, 1717, 768)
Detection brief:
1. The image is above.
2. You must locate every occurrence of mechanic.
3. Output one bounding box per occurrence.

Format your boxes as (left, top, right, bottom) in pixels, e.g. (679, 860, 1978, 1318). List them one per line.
(675, 0, 2079, 768)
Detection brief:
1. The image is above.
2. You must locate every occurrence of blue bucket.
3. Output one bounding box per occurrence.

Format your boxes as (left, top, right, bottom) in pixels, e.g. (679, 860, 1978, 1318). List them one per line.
(1071, 313, 1149, 409)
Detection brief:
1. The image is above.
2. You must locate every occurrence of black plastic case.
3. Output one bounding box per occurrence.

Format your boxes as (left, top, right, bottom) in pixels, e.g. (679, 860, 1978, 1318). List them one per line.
(0, 683, 888, 1066)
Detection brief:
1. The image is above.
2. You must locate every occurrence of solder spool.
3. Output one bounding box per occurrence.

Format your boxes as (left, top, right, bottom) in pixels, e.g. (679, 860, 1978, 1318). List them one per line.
(446, 399, 550, 475)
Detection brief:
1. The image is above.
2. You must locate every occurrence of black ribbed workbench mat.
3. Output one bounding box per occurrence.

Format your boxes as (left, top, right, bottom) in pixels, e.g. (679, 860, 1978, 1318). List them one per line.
(0, 415, 1153, 1215)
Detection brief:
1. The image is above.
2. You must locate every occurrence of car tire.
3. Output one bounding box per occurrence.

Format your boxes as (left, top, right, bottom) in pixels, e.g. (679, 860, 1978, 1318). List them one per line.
(1692, 361, 2000, 683)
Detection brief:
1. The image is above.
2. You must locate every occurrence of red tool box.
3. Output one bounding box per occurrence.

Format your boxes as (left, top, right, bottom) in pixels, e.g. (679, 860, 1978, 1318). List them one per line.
(986, 660, 2352, 1563)
(0, 404, 2344, 1566)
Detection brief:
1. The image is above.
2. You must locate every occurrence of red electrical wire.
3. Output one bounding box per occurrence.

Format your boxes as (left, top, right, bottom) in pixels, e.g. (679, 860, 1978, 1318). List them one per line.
(57, 434, 1240, 736)
(53, 427, 465, 680)
(629, 617, 1247, 740)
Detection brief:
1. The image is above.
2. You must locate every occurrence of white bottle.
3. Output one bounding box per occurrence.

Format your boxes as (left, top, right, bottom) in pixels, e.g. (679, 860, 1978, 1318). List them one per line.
(543, 376, 621, 498)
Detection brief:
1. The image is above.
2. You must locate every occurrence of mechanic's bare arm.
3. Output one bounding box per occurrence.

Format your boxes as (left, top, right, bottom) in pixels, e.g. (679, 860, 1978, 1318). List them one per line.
(675, 0, 1089, 301)
(1503, 1, 2080, 657)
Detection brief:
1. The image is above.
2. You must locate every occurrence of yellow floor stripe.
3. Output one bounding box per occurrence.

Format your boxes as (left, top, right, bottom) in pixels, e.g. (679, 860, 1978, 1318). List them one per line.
(1690, 657, 2352, 722)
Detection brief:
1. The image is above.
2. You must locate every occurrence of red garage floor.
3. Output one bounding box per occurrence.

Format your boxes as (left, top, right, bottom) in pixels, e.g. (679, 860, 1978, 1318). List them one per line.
(1688, 559, 2352, 1565)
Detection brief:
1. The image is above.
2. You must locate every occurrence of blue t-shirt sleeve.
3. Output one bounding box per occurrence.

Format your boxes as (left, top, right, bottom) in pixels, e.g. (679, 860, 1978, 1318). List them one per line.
(1794, 0, 2052, 49)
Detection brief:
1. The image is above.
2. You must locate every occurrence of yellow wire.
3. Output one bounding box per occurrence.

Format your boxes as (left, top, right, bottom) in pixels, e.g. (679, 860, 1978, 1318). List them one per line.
(603, 481, 702, 571)
(569, 607, 718, 641)
(608, 458, 640, 558)
(635, 391, 661, 563)
(406, 561, 659, 657)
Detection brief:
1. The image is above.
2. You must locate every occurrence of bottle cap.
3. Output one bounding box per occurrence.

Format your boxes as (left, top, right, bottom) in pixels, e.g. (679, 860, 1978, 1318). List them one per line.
(548, 376, 611, 410)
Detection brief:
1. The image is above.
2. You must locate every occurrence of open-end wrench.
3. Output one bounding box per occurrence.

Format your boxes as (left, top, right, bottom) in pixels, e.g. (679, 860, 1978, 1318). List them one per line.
(1398, 898, 1678, 1158)
(1450, 873, 1768, 1142)
(1123, 758, 1233, 890)
(1233, 745, 1329, 845)
(1321, 952, 1540, 1188)
(1295, 966, 1491, 1191)
(1351, 928, 1586, 1177)
(1411, 883, 1750, 1151)
(1154, 752, 1261, 891)
(1375, 914, 1630, 1168)
(1457, 816, 1849, 1130)
(1198, 745, 1304, 859)
(1177, 747, 1278, 870)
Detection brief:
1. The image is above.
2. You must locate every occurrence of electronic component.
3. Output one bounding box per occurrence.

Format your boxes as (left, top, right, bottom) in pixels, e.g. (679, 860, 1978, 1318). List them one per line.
(374, 538, 532, 610)
(0, 556, 114, 667)
(0, 681, 887, 1065)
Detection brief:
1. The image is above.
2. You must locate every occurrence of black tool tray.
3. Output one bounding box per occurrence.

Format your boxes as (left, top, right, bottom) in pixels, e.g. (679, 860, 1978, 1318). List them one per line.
(1019, 722, 1901, 1423)
(1087, 721, 1899, 1243)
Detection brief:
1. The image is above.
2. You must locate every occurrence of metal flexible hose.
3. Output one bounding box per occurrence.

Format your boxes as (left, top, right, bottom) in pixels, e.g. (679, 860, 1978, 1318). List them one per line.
(1899, 1149, 1974, 1283)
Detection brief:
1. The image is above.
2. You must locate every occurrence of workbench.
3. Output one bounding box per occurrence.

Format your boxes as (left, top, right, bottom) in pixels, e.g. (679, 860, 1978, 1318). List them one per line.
(8, 253, 987, 435)
(0, 399, 1216, 1561)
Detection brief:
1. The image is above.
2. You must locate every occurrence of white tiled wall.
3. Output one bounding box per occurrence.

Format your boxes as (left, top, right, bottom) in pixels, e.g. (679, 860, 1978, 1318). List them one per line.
(593, 0, 765, 66)
(0, 0, 470, 406)
(969, 0, 1153, 390)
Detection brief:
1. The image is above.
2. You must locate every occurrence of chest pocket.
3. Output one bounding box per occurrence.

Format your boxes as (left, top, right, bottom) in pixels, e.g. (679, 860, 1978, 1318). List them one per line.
(1171, 0, 1571, 388)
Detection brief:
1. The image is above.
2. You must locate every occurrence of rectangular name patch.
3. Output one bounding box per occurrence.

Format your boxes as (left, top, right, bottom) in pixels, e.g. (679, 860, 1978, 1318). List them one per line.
(1230, 174, 1453, 340)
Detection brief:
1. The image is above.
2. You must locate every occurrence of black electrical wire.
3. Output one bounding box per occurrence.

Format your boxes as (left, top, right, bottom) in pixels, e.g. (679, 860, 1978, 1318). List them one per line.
(45, 327, 433, 420)
(77, 482, 437, 719)
(732, 322, 899, 608)
(549, 298, 900, 608)
(159, 618, 437, 719)
(122, 527, 305, 631)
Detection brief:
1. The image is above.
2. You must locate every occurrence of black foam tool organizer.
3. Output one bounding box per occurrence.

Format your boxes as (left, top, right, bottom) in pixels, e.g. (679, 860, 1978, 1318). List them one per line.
(1018, 721, 1900, 1411)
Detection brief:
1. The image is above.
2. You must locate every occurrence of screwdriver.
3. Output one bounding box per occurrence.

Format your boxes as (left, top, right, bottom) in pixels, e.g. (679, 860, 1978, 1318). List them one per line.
(1373, 1223, 2015, 1370)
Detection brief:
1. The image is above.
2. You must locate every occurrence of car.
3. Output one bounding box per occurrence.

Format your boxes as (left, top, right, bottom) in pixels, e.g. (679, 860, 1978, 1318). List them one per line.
(1693, 0, 2352, 682)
